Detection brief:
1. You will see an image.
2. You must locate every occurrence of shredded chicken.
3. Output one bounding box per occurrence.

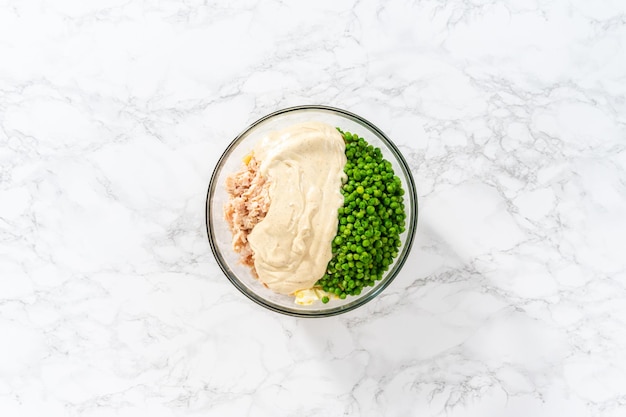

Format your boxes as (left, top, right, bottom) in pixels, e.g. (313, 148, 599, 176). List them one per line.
(223, 156, 270, 272)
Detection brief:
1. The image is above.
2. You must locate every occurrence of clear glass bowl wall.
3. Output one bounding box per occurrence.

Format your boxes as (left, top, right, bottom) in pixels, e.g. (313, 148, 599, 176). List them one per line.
(206, 106, 418, 317)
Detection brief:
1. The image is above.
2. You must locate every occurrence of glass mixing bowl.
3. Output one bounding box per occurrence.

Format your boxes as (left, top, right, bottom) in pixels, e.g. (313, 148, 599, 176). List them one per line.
(206, 105, 418, 317)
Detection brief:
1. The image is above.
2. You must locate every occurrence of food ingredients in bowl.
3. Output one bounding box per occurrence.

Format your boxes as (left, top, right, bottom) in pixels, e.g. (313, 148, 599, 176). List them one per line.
(224, 121, 346, 295)
(315, 130, 406, 301)
(224, 156, 270, 268)
(224, 121, 407, 304)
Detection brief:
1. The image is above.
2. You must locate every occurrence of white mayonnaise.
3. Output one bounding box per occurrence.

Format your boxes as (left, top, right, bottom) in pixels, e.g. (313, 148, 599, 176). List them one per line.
(247, 121, 346, 294)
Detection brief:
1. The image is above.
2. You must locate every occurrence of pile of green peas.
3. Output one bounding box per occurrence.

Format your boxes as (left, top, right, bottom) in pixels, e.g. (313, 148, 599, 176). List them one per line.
(317, 129, 406, 303)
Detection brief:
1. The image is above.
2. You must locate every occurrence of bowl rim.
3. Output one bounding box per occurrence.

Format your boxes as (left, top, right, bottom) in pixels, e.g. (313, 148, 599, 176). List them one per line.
(205, 104, 418, 317)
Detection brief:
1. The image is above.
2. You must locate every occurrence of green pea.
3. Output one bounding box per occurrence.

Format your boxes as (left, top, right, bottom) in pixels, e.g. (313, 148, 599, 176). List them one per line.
(315, 128, 407, 304)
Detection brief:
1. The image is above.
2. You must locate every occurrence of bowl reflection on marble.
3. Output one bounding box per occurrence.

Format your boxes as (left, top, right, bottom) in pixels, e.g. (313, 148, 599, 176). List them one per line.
(205, 105, 418, 317)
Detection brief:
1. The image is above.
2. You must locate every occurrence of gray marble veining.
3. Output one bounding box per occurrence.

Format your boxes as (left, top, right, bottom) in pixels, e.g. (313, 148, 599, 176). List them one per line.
(1, 0, 625, 416)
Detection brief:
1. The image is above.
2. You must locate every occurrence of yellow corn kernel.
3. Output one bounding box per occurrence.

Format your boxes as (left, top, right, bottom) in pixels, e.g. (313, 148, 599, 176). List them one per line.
(242, 153, 252, 165)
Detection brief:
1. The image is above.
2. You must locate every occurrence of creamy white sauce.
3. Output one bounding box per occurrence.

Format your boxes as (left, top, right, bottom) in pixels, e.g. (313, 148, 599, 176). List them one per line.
(247, 121, 346, 295)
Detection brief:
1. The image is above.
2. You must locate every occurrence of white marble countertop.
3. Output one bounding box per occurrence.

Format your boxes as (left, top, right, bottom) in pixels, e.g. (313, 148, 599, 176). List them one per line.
(2, 1, 626, 416)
